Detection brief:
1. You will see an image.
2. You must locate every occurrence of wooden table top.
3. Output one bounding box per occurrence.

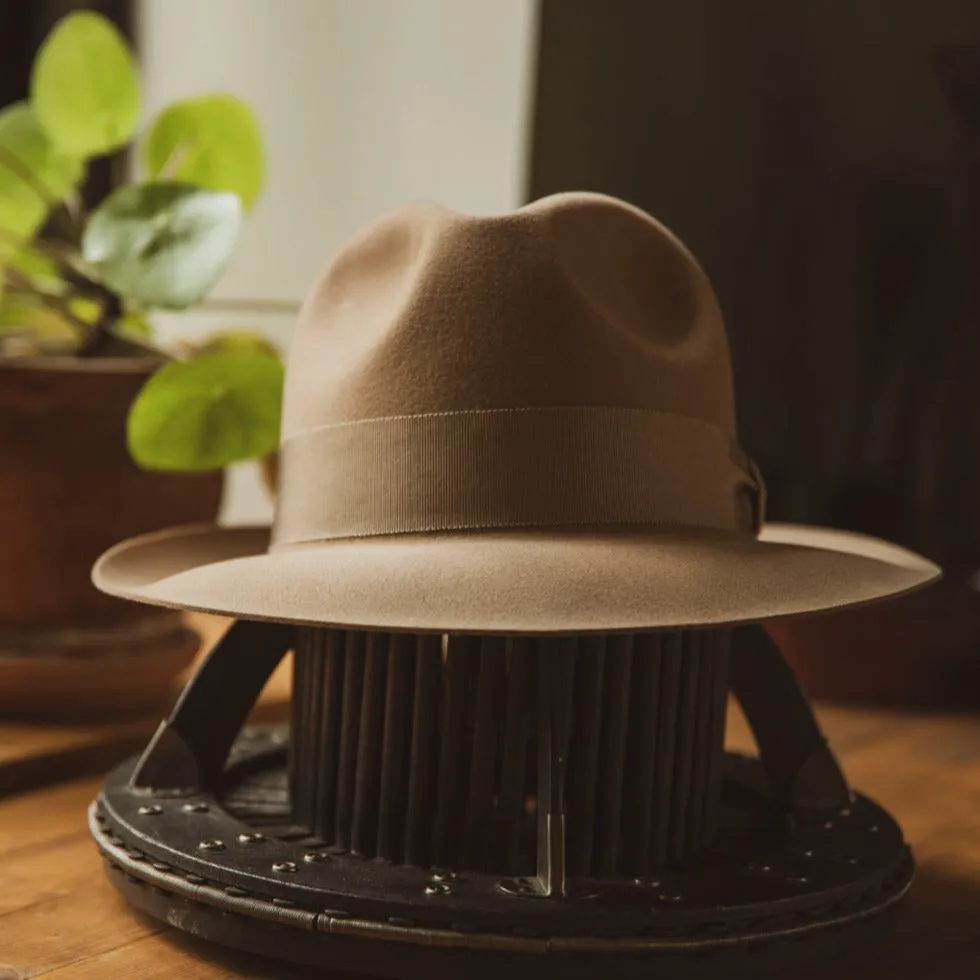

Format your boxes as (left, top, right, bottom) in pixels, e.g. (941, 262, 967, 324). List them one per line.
(2, 695, 980, 977)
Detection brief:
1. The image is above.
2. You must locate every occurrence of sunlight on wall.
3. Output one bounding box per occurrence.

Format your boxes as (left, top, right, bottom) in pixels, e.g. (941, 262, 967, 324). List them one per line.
(137, 0, 540, 522)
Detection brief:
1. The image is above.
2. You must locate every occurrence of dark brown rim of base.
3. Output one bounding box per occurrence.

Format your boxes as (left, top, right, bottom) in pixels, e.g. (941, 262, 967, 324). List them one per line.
(89, 803, 913, 955)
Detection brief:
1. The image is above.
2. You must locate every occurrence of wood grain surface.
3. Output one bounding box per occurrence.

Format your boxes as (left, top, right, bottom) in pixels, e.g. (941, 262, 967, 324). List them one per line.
(2, 681, 980, 976)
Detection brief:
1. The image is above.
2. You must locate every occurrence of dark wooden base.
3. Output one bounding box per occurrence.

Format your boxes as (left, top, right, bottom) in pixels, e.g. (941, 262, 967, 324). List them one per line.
(91, 730, 914, 979)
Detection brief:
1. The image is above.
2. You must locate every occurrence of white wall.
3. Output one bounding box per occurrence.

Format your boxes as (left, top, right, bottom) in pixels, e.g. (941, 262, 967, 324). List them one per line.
(137, 0, 539, 523)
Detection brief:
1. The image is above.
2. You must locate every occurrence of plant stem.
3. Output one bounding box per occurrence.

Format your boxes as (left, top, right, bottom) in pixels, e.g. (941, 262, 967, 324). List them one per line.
(0, 226, 90, 278)
(0, 147, 60, 210)
(2, 268, 91, 338)
(0, 147, 83, 245)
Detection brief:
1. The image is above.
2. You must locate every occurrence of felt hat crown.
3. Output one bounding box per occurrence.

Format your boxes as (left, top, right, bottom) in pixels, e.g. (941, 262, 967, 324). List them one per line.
(94, 192, 938, 632)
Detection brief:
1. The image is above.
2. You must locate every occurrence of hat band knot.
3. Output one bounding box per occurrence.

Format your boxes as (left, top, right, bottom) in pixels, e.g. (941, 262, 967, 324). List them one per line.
(271, 406, 764, 546)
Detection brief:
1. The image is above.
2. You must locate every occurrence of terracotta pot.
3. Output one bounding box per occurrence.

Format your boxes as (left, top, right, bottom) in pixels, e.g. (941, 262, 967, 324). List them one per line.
(768, 582, 980, 709)
(0, 356, 223, 721)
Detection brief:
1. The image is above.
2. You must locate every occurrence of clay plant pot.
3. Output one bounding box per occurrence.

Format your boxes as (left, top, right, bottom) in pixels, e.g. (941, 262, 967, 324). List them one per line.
(0, 356, 223, 721)
(767, 582, 980, 709)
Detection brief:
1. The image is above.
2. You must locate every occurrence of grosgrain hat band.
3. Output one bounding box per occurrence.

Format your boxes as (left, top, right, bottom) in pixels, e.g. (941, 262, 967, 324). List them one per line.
(271, 406, 765, 546)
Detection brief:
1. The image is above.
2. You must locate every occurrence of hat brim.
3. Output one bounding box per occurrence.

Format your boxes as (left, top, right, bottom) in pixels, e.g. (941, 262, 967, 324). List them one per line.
(92, 523, 940, 634)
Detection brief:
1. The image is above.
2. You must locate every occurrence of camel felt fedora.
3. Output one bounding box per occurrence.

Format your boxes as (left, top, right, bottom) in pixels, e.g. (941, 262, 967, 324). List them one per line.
(93, 192, 939, 633)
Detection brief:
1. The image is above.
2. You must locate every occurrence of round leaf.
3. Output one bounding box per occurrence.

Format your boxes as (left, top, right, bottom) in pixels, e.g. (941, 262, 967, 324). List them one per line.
(127, 352, 283, 471)
(0, 102, 83, 240)
(196, 329, 280, 359)
(30, 11, 140, 156)
(143, 95, 265, 210)
(82, 182, 243, 309)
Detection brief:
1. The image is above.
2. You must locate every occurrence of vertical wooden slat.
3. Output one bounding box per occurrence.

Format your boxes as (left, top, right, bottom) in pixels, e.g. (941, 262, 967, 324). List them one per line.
(566, 635, 606, 875)
(313, 629, 345, 842)
(305, 629, 327, 835)
(433, 635, 478, 866)
(289, 630, 311, 825)
(461, 636, 507, 868)
(376, 633, 415, 860)
(404, 634, 443, 867)
(593, 634, 634, 876)
(668, 631, 702, 862)
(495, 637, 535, 873)
(691, 630, 718, 848)
(651, 630, 683, 865)
(334, 630, 365, 850)
(622, 632, 663, 875)
(704, 628, 732, 843)
(351, 632, 389, 855)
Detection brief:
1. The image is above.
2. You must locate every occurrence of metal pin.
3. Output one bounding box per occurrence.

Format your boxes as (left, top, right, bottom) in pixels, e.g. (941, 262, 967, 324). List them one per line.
(137, 805, 163, 816)
(237, 832, 266, 844)
(532, 643, 568, 898)
(198, 839, 225, 851)
(273, 861, 298, 873)
(424, 882, 452, 896)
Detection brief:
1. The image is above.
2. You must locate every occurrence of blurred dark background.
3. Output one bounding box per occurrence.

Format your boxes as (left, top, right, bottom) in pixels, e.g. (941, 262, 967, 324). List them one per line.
(530, 0, 980, 580)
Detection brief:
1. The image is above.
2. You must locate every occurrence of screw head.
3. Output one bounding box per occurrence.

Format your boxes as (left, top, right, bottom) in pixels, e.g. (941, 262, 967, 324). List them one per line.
(303, 850, 331, 864)
(237, 832, 266, 844)
(430, 871, 457, 882)
(198, 839, 225, 851)
(183, 802, 210, 813)
(273, 861, 298, 873)
(424, 882, 452, 896)
(137, 805, 163, 816)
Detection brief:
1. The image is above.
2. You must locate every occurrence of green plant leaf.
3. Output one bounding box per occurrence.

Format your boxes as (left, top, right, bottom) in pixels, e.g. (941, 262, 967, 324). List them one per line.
(82, 182, 243, 310)
(127, 352, 283, 471)
(9, 245, 63, 290)
(0, 291, 80, 344)
(143, 95, 265, 210)
(116, 309, 154, 340)
(196, 329, 280, 359)
(30, 10, 140, 156)
(0, 102, 83, 241)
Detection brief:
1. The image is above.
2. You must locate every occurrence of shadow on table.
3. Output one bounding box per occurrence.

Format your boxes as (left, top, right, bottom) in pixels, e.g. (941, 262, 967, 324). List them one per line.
(153, 862, 980, 980)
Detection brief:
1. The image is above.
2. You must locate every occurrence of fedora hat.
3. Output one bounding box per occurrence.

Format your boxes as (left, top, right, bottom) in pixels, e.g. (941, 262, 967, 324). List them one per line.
(93, 192, 939, 633)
